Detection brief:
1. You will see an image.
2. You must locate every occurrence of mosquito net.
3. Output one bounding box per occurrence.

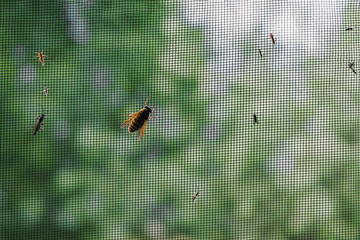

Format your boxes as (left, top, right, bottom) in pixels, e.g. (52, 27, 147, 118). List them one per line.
(1, 0, 359, 239)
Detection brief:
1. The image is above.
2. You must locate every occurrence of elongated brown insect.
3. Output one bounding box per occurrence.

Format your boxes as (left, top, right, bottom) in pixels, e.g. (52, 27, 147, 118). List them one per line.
(345, 27, 354, 31)
(121, 95, 157, 140)
(348, 61, 357, 74)
(35, 50, 47, 66)
(33, 114, 46, 135)
(258, 49, 262, 57)
(269, 33, 276, 45)
(192, 192, 199, 202)
(42, 87, 49, 96)
(253, 113, 258, 124)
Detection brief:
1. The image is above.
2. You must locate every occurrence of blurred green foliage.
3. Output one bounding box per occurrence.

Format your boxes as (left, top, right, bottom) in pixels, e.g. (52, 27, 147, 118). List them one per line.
(0, 1, 360, 240)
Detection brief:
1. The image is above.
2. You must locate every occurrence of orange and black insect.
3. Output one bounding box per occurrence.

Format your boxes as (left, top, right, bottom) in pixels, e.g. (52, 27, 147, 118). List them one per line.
(33, 114, 46, 135)
(253, 113, 258, 124)
(35, 50, 47, 66)
(258, 49, 262, 57)
(348, 61, 357, 74)
(269, 33, 276, 45)
(42, 87, 49, 96)
(192, 192, 199, 202)
(345, 27, 354, 31)
(121, 95, 157, 140)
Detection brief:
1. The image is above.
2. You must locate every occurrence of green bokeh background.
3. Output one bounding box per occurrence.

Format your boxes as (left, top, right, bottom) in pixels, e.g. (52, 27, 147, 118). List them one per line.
(1, 1, 360, 239)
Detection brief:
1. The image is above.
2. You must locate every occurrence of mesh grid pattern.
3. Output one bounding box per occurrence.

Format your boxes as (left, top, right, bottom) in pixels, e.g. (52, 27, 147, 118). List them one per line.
(1, 0, 360, 239)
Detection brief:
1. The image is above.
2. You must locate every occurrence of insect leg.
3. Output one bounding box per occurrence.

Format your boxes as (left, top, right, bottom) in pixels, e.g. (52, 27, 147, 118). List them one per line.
(138, 120, 149, 141)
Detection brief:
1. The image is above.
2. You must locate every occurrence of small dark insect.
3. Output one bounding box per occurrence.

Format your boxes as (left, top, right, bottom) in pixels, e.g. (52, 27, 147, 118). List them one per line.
(42, 87, 49, 96)
(35, 50, 47, 66)
(348, 61, 357, 74)
(33, 114, 46, 135)
(253, 114, 258, 124)
(258, 49, 262, 57)
(121, 95, 157, 140)
(269, 33, 276, 45)
(192, 192, 199, 202)
(345, 27, 354, 31)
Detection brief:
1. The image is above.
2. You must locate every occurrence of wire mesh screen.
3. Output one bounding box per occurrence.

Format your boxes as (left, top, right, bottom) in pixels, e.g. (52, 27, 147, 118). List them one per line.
(1, 0, 360, 239)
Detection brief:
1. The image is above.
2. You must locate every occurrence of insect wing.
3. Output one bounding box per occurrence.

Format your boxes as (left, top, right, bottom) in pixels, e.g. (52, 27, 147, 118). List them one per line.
(41, 54, 47, 66)
(39, 54, 44, 66)
(348, 62, 357, 74)
(253, 114, 258, 124)
(33, 115, 46, 135)
(33, 119, 42, 135)
(33, 122, 41, 135)
(120, 112, 139, 128)
(269, 34, 276, 45)
(192, 192, 199, 202)
(43, 87, 49, 96)
(137, 119, 149, 141)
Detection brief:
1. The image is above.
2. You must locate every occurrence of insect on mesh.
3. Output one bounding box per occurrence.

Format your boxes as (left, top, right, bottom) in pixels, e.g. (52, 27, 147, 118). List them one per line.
(0, 0, 359, 239)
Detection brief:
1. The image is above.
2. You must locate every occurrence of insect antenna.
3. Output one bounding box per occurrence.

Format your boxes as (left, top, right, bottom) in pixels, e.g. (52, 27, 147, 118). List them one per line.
(144, 94, 151, 105)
